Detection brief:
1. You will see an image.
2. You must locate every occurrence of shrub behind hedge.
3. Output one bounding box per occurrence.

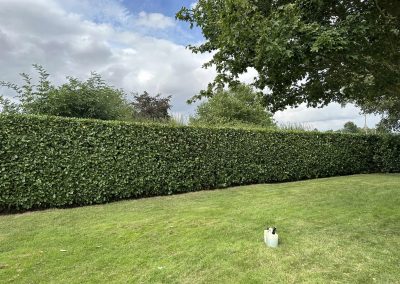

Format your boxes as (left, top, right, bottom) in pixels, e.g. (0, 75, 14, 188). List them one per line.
(0, 114, 398, 212)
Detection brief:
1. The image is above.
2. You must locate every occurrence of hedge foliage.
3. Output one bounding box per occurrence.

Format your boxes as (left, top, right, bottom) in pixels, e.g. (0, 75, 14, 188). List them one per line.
(0, 114, 399, 212)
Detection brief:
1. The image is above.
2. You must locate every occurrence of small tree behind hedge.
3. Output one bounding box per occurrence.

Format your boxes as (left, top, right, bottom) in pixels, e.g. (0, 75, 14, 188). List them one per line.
(190, 84, 276, 129)
(0, 65, 133, 121)
(342, 122, 361, 134)
(131, 91, 172, 121)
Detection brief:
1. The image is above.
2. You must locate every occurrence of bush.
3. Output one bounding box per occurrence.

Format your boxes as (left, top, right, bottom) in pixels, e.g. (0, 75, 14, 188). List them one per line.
(0, 114, 398, 212)
(0, 65, 133, 121)
(189, 84, 276, 129)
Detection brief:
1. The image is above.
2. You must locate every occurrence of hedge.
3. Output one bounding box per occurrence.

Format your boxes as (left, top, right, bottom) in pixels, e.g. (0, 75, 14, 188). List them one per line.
(373, 134, 400, 172)
(0, 114, 399, 212)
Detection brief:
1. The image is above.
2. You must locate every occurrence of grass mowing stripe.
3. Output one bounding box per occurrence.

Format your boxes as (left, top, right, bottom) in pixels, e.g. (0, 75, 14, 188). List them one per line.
(0, 174, 399, 283)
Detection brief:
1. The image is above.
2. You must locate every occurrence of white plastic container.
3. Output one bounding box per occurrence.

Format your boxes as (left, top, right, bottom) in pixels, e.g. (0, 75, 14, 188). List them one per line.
(267, 232, 278, 248)
(264, 229, 269, 244)
(264, 227, 278, 248)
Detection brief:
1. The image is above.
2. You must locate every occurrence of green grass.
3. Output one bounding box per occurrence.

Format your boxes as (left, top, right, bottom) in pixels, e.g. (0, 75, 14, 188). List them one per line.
(0, 174, 399, 283)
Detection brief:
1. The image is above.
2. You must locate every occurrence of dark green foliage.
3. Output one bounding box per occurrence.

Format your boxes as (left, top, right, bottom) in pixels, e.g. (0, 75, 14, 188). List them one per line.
(342, 121, 361, 134)
(131, 92, 172, 121)
(374, 134, 400, 172)
(0, 114, 398, 212)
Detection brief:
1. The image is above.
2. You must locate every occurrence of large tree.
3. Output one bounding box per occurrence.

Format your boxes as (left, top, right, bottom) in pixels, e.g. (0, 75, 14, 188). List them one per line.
(177, 0, 400, 130)
(189, 84, 276, 128)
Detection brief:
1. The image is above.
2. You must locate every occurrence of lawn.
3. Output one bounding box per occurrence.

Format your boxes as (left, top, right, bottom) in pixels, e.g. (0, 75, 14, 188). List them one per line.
(0, 174, 399, 283)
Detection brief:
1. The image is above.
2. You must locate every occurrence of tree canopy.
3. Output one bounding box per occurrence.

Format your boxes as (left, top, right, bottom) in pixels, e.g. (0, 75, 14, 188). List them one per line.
(189, 84, 276, 129)
(342, 121, 361, 134)
(177, 0, 400, 130)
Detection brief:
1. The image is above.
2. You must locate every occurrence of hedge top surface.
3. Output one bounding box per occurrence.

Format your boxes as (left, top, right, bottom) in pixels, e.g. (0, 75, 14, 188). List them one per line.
(0, 113, 391, 137)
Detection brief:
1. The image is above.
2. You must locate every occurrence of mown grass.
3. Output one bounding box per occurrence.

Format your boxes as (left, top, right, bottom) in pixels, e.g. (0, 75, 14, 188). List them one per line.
(0, 174, 399, 283)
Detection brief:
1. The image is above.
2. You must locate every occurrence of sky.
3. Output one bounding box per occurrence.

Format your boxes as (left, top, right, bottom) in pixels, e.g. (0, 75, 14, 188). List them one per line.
(0, 0, 380, 130)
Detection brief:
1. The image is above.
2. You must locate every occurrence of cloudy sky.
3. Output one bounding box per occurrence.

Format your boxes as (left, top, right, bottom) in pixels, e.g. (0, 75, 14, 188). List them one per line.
(0, 0, 380, 130)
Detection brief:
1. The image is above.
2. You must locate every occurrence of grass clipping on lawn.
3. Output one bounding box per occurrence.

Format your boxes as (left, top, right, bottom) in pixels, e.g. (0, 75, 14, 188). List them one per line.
(0, 174, 399, 283)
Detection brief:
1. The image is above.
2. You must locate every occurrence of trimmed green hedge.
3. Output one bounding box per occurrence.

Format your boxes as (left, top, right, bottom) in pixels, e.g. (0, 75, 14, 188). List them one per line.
(0, 114, 398, 212)
(374, 134, 400, 172)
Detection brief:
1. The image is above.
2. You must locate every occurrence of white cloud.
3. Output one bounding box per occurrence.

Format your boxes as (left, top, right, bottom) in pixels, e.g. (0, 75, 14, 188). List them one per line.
(190, 2, 198, 9)
(136, 70, 154, 84)
(58, 0, 176, 31)
(275, 103, 381, 130)
(136, 11, 175, 29)
(58, 0, 130, 26)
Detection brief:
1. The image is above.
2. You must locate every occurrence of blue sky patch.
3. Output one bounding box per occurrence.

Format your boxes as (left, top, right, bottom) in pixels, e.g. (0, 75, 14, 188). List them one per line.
(121, 0, 203, 45)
